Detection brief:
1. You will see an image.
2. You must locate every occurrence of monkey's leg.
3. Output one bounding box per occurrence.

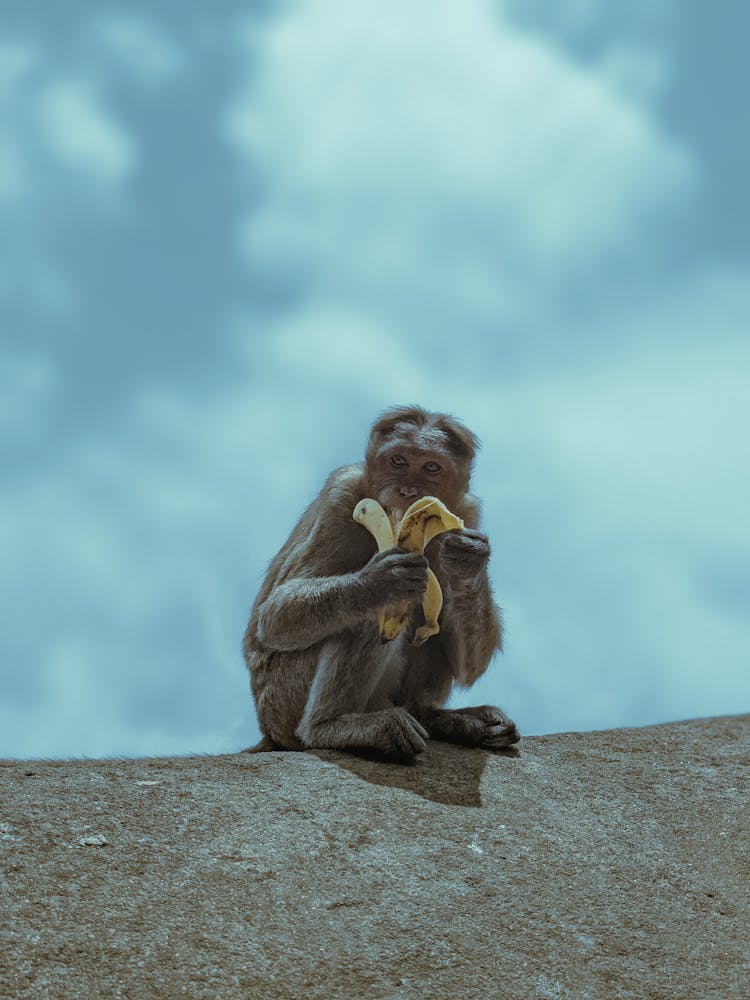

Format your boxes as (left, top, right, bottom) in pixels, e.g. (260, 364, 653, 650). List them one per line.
(296, 631, 428, 762)
(414, 705, 520, 750)
(400, 641, 520, 750)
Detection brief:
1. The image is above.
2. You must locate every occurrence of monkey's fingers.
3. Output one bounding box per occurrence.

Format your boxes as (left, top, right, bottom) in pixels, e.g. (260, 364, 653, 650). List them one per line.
(387, 554, 429, 602)
(391, 563, 429, 581)
(368, 548, 426, 570)
(386, 708, 429, 757)
(441, 529, 490, 560)
(387, 551, 430, 567)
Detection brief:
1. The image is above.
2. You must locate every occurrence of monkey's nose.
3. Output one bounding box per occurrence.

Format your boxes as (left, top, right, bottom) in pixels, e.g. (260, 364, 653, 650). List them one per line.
(399, 486, 419, 498)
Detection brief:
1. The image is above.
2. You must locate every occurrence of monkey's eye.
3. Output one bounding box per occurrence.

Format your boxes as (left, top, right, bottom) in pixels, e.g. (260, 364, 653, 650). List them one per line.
(390, 455, 408, 468)
(424, 462, 441, 474)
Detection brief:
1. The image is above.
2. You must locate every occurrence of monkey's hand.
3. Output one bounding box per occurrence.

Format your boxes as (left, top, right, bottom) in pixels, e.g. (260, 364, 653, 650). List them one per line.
(357, 547, 429, 609)
(438, 529, 491, 583)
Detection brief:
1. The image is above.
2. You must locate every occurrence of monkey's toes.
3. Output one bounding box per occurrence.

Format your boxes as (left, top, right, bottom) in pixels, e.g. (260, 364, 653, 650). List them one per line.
(481, 721, 521, 750)
(386, 708, 428, 758)
(461, 705, 514, 727)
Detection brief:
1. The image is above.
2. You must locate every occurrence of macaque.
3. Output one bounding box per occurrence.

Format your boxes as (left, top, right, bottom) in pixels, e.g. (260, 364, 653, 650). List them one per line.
(243, 405, 519, 762)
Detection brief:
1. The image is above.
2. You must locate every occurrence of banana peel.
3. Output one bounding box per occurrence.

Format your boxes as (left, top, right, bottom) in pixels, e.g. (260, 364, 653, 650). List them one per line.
(352, 495, 464, 645)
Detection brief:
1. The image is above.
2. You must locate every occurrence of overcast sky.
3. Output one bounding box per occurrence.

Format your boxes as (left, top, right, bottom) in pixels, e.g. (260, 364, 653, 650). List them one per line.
(1, 1, 748, 758)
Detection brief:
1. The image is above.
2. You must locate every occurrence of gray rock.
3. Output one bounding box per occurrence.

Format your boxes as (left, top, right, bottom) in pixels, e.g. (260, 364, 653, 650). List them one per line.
(1, 715, 748, 998)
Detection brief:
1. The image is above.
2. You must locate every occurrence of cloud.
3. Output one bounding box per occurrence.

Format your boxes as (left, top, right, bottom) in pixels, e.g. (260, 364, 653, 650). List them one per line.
(1, 4, 744, 760)
(3, 258, 747, 758)
(215, 0, 746, 736)
(458, 267, 750, 731)
(0, 429, 255, 758)
(36, 79, 136, 185)
(94, 14, 185, 87)
(0, 351, 59, 444)
(598, 43, 670, 102)
(1, 38, 136, 194)
(226, 0, 693, 326)
(0, 297, 488, 758)
(0, 41, 40, 202)
(0, 35, 137, 320)
(504, 0, 678, 52)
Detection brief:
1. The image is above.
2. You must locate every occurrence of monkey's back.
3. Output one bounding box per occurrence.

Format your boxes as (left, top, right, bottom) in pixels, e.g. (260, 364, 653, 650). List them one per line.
(242, 463, 377, 746)
(243, 463, 371, 658)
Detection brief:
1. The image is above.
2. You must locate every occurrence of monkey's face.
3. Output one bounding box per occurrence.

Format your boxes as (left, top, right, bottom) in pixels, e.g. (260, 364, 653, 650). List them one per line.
(366, 428, 467, 526)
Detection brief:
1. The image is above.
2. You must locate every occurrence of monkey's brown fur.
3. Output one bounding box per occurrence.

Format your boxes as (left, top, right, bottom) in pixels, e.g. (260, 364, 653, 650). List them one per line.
(243, 405, 519, 762)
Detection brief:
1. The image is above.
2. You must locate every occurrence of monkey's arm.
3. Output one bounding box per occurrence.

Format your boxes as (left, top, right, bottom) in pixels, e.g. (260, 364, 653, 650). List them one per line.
(256, 547, 428, 652)
(255, 572, 367, 651)
(437, 571, 502, 686)
(250, 467, 375, 653)
(427, 529, 502, 686)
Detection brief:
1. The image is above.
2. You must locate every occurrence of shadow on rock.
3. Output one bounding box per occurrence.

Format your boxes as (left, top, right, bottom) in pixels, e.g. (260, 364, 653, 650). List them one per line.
(309, 741, 520, 807)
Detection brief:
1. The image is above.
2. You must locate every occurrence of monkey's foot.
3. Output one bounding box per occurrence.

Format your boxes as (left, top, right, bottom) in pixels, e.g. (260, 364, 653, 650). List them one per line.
(297, 707, 429, 763)
(413, 705, 520, 751)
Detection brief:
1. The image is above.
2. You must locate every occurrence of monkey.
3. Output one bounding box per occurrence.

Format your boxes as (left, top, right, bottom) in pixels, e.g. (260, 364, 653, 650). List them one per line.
(242, 405, 520, 763)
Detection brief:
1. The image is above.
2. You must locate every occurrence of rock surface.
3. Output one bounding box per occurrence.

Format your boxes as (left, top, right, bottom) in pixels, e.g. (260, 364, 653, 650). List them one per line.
(1, 715, 748, 999)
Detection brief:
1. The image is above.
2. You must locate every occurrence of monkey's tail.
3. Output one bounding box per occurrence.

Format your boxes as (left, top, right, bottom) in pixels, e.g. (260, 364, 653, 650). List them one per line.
(244, 735, 281, 753)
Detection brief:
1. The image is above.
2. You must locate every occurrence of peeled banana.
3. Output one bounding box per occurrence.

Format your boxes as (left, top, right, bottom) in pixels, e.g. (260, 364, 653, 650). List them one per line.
(352, 495, 464, 645)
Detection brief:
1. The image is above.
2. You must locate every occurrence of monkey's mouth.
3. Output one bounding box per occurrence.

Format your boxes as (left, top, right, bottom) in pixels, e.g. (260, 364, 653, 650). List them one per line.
(385, 506, 405, 531)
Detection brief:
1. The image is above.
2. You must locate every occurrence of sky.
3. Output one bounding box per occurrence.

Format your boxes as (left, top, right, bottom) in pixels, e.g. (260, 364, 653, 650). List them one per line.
(1, 0, 748, 759)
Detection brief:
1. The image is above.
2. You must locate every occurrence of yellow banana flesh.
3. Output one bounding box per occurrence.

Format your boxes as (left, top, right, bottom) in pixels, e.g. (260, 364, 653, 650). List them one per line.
(352, 499, 396, 637)
(352, 495, 464, 645)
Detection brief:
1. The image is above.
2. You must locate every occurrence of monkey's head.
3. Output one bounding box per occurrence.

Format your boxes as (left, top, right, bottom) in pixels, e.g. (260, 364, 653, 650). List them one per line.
(364, 405, 478, 525)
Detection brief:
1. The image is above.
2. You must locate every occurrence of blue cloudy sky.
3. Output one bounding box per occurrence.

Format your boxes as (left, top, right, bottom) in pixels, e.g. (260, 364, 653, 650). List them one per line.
(1, 1, 748, 758)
